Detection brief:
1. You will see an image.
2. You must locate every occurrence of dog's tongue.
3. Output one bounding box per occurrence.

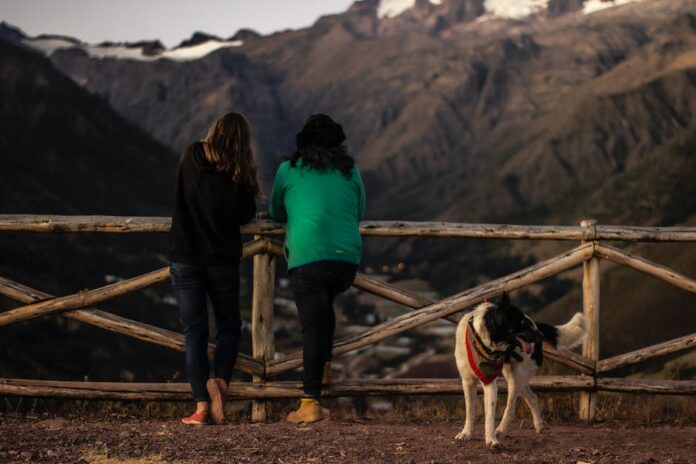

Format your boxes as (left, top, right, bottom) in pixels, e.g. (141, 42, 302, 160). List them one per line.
(517, 337, 533, 355)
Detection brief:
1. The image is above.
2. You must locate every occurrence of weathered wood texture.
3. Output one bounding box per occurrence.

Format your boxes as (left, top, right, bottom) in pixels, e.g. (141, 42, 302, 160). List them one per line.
(596, 378, 696, 395)
(0, 267, 171, 327)
(240, 238, 274, 260)
(266, 244, 594, 375)
(0, 239, 267, 328)
(3, 377, 692, 400)
(356, 222, 593, 239)
(597, 333, 696, 373)
(252, 249, 276, 366)
(4, 214, 696, 406)
(352, 273, 438, 316)
(0, 276, 264, 377)
(579, 220, 600, 423)
(2, 215, 696, 241)
(595, 244, 696, 293)
(251, 245, 276, 422)
(0, 376, 595, 401)
(592, 225, 696, 242)
(542, 343, 596, 376)
(0, 215, 173, 233)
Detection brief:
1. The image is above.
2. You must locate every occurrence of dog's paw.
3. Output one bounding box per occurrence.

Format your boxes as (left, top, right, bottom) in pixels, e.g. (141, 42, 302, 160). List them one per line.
(495, 425, 509, 437)
(486, 438, 501, 450)
(455, 430, 472, 441)
(534, 420, 546, 434)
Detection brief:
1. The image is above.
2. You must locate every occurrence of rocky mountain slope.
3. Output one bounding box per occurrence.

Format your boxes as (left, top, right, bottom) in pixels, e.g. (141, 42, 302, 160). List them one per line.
(0, 39, 184, 381)
(9, 0, 690, 222)
(0, 39, 177, 215)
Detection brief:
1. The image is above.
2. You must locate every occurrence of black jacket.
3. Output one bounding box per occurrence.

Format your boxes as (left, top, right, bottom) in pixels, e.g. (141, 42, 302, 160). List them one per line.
(168, 142, 256, 264)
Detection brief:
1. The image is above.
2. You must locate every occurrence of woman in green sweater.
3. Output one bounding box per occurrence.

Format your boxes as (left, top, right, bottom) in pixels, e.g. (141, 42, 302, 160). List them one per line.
(270, 114, 365, 423)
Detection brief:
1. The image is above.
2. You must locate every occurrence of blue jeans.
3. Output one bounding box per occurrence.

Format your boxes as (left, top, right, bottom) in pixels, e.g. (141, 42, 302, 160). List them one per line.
(170, 262, 241, 402)
(290, 260, 357, 397)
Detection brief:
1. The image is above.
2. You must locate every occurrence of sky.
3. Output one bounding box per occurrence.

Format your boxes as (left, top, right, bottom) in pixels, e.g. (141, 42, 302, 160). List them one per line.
(0, 0, 356, 47)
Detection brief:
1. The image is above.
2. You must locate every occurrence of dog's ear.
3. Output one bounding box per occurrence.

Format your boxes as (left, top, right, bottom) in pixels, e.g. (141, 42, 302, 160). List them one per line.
(498, 292, 511, 308)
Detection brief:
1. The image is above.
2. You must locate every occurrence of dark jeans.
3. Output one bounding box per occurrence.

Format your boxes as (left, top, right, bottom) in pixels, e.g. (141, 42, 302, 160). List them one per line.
(290, 260, 357, 398)
(170, 262, 242, 402)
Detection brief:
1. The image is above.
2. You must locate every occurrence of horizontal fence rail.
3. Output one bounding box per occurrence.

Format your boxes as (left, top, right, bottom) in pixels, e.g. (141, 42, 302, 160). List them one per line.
(0, 377, 597, 401)
(1, 215, 695, 423)
(1, 377, 694, 401)
(2, 215, 696, 241)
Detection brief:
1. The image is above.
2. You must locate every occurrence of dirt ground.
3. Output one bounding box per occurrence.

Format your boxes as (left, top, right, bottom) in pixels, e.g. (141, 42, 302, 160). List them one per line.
(1, 415, 694, 464)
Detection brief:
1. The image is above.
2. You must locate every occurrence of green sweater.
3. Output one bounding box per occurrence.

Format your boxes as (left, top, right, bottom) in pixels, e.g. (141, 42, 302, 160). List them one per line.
(269, 160, 365, 270)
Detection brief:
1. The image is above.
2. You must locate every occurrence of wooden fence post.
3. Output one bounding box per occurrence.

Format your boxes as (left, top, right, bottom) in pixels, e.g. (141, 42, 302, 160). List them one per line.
(251, 238, 275, 422)
(579, 219, 599, 422)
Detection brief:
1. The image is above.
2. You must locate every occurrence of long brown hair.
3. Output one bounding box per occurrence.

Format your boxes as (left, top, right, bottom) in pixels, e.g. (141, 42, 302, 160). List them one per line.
(203, 112, 261, 196)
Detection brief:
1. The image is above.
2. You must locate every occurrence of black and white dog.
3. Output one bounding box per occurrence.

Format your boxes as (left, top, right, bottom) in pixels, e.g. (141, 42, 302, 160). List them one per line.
(454, 292, 586, 448)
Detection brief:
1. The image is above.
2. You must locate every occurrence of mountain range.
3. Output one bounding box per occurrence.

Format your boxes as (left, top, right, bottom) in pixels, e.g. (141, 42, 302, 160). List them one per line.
(1, 0, 695, 379)
(0, 39, 184, 382)
(5, 0, 692, 220)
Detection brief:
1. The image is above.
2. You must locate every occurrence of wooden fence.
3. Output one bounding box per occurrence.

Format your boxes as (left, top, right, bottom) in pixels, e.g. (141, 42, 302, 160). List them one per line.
(0, 214, 695, 423)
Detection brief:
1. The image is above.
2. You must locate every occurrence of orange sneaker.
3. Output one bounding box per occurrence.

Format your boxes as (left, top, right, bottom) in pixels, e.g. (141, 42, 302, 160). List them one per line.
(181, 409, 209, 425)
(207, 378, 228, 425)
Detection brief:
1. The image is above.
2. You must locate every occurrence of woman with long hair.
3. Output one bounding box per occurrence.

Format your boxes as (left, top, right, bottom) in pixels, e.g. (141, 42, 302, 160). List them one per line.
(270, 114, 366, 423)
(168, 112, 260, 425)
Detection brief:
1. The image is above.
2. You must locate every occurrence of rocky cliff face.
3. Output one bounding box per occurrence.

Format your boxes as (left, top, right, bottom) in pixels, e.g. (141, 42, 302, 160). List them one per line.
(47, 48, 287, 182)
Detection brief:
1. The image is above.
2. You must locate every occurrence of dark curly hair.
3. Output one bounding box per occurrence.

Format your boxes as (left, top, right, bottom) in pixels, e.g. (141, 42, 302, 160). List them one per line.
(288, 114, 355, 177)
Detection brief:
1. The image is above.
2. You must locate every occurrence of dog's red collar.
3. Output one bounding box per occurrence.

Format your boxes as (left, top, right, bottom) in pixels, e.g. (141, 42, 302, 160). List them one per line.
(465, 319, 504, 385)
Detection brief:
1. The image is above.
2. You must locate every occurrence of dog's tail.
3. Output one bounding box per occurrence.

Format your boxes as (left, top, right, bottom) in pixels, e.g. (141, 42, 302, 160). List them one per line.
(537, 313, 586, 350)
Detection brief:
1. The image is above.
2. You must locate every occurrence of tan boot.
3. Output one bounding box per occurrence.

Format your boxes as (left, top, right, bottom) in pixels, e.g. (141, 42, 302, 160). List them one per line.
(322, 362, 332, 385)
(287, 398, 325, 424)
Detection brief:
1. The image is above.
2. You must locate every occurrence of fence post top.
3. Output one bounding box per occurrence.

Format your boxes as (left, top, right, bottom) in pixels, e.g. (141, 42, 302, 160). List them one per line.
(580, 219, 598, 227)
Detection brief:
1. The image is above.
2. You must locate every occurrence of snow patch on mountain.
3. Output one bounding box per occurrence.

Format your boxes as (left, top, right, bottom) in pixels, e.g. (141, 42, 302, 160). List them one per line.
(583, 0, 642, 15)
(22, 38, 75, 56)
(378, 0, 442, 19)
(161, 40, 243, 61)
(23, 38, 242, 62)
(378, 0, 644, 21)
(484, 0, 549, 19)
